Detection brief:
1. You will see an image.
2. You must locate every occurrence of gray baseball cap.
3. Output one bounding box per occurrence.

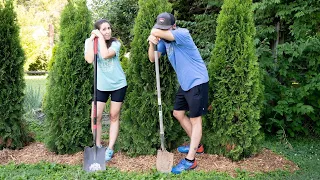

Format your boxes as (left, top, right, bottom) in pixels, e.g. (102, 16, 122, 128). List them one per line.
(153, 12, 175, 30)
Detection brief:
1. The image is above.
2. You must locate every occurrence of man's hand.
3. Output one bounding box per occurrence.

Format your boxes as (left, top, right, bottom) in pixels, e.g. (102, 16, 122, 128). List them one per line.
(148, 34, 159, 45)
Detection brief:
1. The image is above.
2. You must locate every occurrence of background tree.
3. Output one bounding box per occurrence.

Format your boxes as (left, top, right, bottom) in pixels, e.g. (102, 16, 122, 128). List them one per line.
(89, 0, 138, 48)
(119, 0, 185, 156)
(0, 0, 33, 149)
(204, 0, 263, 160)
(16, 0, 67, 71)
(43, 0, 93, 154)
(254, 0, 320, 137)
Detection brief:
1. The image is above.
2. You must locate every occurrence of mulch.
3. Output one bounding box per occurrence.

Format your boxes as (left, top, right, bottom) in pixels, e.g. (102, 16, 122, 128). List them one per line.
(0, 142, 299, 176)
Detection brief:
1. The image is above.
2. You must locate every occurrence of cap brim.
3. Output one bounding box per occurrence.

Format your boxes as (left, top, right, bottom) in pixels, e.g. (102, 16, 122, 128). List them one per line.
(153, 24, 172, 30)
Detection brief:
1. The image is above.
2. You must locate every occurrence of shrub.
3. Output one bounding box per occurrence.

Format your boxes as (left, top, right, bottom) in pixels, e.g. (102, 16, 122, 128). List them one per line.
(204, 0, 263, 160)
(119, 0, 185, 156)
(43, 0, 93, 154)
(0, 0, 33, 149)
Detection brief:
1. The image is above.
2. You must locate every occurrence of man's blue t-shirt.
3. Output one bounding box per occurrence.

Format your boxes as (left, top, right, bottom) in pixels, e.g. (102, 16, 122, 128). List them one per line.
(157, 28, 209, 91)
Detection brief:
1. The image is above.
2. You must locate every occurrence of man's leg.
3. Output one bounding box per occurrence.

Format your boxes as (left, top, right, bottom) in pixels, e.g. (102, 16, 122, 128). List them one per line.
(186, 116, 202, 160)
(173, 110, 192, 137)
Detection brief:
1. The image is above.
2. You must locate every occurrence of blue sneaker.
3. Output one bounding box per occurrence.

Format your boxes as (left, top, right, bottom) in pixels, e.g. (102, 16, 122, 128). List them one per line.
(105, 148, 114, 162)
(177, 144, 204, 154)
(171, 159, 197, 174)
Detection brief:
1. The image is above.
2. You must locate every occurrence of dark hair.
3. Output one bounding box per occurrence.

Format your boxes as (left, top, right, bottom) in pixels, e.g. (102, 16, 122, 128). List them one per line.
(94, 19, 117, 48)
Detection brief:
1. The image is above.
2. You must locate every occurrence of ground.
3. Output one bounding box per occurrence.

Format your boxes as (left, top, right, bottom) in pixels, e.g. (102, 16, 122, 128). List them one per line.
(0, 142, 298, 177)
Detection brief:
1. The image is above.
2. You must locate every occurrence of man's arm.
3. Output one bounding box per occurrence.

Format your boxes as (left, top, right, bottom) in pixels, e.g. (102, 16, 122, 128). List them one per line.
(148, 35, 161, 62)
(150, 29, 175, 42)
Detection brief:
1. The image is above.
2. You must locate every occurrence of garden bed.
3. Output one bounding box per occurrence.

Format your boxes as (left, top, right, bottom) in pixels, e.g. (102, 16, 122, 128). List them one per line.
(0, 142, 298, 176)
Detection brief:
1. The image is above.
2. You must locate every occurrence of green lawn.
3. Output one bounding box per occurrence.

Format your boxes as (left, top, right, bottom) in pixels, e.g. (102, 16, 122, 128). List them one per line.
(2, 75, 318, 179)
(25, 75, 47, 97)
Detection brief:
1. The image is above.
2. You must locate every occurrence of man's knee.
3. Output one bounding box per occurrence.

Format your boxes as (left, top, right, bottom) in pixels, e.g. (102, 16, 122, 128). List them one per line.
(173, 110, 184, 121)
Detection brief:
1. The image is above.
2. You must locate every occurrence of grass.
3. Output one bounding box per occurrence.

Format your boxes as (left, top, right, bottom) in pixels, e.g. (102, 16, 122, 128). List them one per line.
(3, 75, 317, 179)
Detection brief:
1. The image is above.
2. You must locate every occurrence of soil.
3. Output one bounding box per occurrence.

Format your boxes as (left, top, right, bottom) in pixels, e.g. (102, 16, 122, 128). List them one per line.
(0, 142, 299, 177)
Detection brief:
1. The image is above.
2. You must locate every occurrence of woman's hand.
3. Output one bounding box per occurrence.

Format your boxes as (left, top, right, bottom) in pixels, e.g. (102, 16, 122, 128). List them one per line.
(91, 29, 103, 39)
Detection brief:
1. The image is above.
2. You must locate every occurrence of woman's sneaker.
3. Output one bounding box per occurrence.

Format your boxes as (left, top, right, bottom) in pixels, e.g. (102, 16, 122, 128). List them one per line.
(171, 159, 197, 174)
(105, 148, 114, 162)
(177, 144, 204, 154)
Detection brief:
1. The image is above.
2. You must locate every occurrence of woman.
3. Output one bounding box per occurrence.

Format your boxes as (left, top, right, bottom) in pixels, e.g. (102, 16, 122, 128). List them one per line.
(84, 19, 127, 162)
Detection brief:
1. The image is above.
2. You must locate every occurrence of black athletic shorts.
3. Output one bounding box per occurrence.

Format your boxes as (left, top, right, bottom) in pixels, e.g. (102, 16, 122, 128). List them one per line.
(173, 82, 209, 118)
(94, 86, 127, 103)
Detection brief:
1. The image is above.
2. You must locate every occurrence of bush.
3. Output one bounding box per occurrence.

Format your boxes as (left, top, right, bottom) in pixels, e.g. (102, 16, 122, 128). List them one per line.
(119, 0, 185, 156)
(0, 0, 33, 149)
(204, 0, 263, 161)
(43, 0, 93, 154)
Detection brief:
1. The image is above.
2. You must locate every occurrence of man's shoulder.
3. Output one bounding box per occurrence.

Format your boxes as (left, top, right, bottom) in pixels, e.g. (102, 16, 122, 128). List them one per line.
(174, 27, 189, 34)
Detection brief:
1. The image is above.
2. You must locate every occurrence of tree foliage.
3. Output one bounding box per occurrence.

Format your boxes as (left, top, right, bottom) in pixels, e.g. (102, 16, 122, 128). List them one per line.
(15, 0, 67, 71)
(254, 0, 320, 137)
(43, 0, 93, 154)
(0, 0, 33, 149)
(89, 0, 138, 48)
(204, 0, 263, 160)
(119, 0, 185, 156)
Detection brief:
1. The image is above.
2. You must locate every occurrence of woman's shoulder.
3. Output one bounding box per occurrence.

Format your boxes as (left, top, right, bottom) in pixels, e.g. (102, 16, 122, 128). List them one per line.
(111, 39, 121, 47)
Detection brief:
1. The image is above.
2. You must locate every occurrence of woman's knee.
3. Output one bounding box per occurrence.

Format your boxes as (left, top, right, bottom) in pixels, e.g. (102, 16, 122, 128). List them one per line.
(91, 114, 103, 124)
(109, 112, 120, 122)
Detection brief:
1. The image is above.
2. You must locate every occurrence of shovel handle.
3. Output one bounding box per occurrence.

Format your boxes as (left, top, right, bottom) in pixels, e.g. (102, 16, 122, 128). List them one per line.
(154, 44, 165, 151)
(93, 37, 98, 146)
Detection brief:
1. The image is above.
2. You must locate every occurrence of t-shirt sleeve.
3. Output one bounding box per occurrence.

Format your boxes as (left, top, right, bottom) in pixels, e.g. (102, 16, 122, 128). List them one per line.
(110, 41, 121, 57)
(171, 28, 193, 46)
(157, 40, 166, 55)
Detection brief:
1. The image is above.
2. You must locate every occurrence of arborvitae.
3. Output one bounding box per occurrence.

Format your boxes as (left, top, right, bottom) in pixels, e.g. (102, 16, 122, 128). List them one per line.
(119, 0, 184, 156)
(0, 0, 33, 149)
(43, 0, 93, 154)
(204, 0, 263, 161)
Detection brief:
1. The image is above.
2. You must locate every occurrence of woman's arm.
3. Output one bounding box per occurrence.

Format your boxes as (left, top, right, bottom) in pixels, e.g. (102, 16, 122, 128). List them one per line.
(84, 34, 95, 64)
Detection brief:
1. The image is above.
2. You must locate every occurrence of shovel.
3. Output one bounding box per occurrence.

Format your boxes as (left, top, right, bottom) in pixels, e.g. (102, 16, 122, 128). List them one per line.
(154, 44, 174, 173)
(83, 37, 106, 172)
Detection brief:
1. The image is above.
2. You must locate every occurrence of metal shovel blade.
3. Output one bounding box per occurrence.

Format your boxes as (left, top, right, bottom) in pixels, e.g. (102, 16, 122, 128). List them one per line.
(83, 146, 106, 172)
(156, 149, 174, 173)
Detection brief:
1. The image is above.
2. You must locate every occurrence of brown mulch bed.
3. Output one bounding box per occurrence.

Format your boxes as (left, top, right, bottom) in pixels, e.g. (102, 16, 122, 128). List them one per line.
(0, 142, 299, 176)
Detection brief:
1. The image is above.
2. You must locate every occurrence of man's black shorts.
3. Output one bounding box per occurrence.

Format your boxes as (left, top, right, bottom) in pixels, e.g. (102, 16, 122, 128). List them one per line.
(95, 86, 127, 103)
(173, 82, 209, 118)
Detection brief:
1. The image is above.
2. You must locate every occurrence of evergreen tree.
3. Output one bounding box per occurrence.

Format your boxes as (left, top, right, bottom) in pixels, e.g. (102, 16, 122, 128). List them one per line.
(0, 0, 33, 149)
(43, 0, 93, 154)
(204, 0, 263, 160)
(119, 0, 184, 156)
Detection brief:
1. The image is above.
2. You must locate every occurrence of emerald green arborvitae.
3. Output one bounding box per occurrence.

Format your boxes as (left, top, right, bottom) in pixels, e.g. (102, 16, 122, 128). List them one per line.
(204, 0, 263, 161)
(0, 0, 33, 149)
(119, 0, 185, 156)
(43, 0, 93, 154)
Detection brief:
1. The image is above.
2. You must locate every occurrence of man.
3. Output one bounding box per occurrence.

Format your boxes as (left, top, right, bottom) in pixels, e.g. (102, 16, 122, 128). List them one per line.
(147, 12, 209, 174)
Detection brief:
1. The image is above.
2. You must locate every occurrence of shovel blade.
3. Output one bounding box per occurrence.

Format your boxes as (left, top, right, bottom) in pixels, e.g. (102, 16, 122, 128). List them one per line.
(156, 150, 174, 173)
(83, 146, 106, 172)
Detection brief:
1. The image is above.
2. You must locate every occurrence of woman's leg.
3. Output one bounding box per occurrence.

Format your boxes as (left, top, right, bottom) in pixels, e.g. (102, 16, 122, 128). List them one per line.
(91, 101, 106, 146)
(107, 101, 123, 150)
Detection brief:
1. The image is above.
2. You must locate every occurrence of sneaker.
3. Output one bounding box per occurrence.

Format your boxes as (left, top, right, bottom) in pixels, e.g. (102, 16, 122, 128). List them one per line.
(177, 144, 204, 154)
(171, 159, 197, 174)
(105, 148, 114, 162)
